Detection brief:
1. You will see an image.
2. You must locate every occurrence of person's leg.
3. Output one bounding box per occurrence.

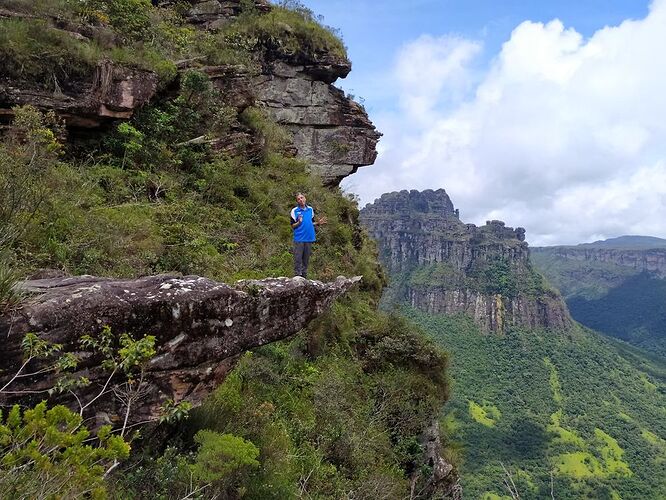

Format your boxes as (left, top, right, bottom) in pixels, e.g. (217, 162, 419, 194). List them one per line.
(301, 242, 312, 278)
(293, 242, 304, 276)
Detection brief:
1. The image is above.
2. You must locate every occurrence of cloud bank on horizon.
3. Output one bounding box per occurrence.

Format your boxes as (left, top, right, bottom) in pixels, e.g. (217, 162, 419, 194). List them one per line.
(344, 0, 666, 246)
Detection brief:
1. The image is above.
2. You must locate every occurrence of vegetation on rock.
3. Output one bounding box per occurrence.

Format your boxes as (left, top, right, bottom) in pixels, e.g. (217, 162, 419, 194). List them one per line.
(532, 249, 666, 358)
(0, 2, 448, 498)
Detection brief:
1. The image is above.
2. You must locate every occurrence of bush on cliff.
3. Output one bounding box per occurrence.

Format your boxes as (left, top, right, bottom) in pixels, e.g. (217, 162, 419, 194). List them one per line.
(0, 403, 130, 499)
(231, 0, 347, 59)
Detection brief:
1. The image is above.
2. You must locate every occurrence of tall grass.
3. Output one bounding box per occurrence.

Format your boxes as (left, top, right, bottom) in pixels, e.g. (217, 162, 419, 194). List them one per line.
(0, 18, 102, 81)
(0, 249, 23, 312)
(228, 4, 347, 59)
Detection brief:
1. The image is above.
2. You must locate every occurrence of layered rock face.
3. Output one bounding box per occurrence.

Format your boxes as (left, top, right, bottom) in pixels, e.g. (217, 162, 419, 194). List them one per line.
(0, 274, 360, 425)
(405, 288, 571, 333)
(532, 246, 666, 279)
(175, 0, 271, 29)
(361, 189, 571, 333)
(177, 1, 380, 185)
(0, 60, 158, 128)
(0, 0, 379, 185)
(251, 61, 380, 185)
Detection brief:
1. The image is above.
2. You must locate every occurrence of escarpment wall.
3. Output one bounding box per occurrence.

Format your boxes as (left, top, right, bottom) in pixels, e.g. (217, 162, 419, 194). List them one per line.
(532, 246, 666, 279)
(406, 288, 571, 332)
(361, 189, 572, 333)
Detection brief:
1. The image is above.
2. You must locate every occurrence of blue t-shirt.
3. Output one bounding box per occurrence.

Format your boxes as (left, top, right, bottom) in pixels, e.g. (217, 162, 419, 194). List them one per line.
(290, 205, 316, 242)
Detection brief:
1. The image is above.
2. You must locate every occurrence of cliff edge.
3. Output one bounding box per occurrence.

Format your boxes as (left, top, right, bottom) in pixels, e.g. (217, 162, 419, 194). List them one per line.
(0, 0, 379, 185)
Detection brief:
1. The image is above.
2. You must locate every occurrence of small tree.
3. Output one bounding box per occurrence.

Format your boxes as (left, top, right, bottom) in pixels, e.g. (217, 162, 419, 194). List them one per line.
(0, 403, 130, 498)
(0, 105, 62, 248)
(0, 329, 148, 498)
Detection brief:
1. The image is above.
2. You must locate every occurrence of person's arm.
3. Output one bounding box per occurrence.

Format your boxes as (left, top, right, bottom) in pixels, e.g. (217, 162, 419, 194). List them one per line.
(290, 208, 303, 229)
(314, 213, 327, 227)
(309, 207, 325, 227)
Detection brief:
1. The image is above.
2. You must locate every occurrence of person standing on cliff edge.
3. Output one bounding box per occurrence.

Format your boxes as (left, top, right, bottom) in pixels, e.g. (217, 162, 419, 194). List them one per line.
(290, 192, 326, 278)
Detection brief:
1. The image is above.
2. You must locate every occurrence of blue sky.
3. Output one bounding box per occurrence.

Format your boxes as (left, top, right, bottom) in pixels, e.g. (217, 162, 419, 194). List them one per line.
(299, 0, 665, 245)
(303, 0, 648, 112)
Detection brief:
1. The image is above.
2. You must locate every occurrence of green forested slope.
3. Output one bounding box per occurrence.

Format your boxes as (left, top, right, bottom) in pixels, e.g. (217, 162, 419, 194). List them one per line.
(532, 252, 666, 358)
(403, 309, 666, 499)
(0, 2, 450, 498)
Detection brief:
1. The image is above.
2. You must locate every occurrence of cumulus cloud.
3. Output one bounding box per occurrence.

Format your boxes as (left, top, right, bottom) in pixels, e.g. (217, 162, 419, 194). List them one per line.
(345, 0, 666, 245)
(395, 35, 481, 122)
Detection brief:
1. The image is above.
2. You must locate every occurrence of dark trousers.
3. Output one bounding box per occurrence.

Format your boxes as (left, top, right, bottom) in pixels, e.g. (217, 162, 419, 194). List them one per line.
(293, 242, 313, 278)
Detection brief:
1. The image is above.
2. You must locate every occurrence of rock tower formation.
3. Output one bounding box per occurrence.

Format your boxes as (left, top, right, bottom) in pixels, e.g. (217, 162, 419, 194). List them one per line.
(361, 189, 572, 333)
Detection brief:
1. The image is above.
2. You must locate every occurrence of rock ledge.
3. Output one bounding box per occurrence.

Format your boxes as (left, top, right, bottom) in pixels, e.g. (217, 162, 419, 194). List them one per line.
(1, 274, 360, 424)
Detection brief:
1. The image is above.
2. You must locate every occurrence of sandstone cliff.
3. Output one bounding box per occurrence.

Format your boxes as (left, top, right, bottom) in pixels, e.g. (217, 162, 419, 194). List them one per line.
(532, 246, 666, 279)
(361, 189, 572, 333)
(0, 0, 380, 423)
(0, 0, 379, 185)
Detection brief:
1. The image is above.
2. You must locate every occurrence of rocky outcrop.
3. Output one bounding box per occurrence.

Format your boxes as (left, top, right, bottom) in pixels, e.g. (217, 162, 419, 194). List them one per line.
(0, 0, 379, 185)
(414, 421, 462, 499)
(177, 0, 271, 30)
(360, 191, 525, 275)
(252, 61, 380, 185)
(0, 274, 360, 425)
(532, 246, 666, 279)
(199, 58, 380, 185)
(0, 60, 158, 127)
(361, 189, 572, 333)
(198, 25, 380, 185)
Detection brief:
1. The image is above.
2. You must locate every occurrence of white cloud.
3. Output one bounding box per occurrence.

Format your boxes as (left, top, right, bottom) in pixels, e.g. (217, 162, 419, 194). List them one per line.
(395, 35, 482, 122)
(345, 0, 666, 245)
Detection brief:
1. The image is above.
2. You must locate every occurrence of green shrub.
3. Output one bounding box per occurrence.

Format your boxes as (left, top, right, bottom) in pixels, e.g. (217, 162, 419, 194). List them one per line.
(240, 106, 292, 158)
(0, 402, 130, 499)
(229, 2, 347, 59)
(0, 18, 101, 81)
(192, 430, 260, 484)
(104, 0, 153, 41)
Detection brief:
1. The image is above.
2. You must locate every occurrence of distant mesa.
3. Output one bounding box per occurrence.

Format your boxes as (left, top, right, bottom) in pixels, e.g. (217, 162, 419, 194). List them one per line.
(576, 235, 666, 250)
(533, 235, 666, 279)
(361, 189, 572, 333)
